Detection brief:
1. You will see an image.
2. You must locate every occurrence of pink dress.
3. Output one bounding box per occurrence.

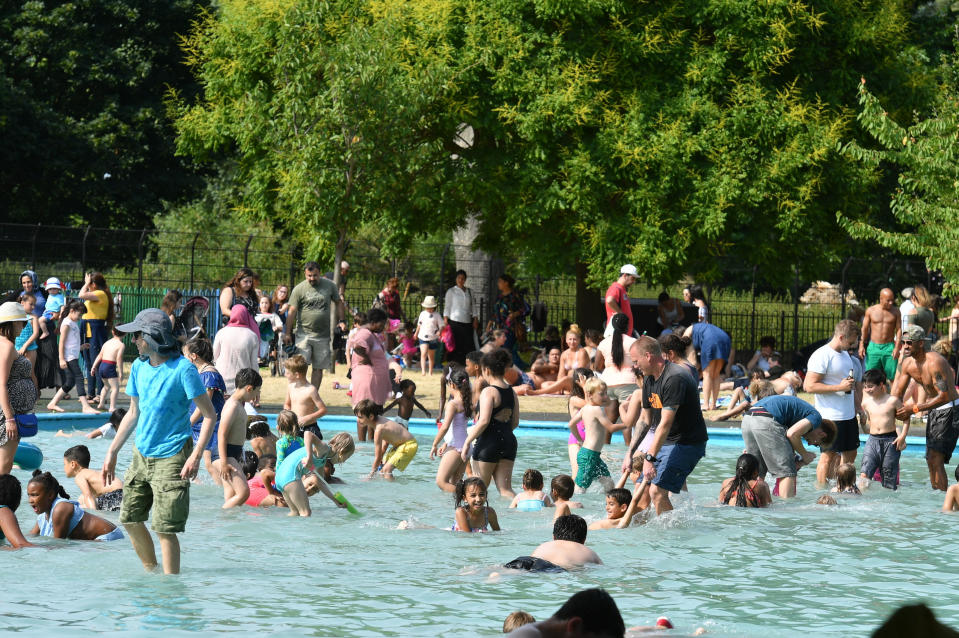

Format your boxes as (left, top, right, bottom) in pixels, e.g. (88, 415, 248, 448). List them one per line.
(350, 327, 391, 406)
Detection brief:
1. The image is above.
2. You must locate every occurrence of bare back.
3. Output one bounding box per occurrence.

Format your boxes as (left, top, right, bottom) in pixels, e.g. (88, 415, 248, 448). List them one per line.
(531, 539, 601, 569)
(374, 417, 415, 447)
(99, 337, 125, 363)
(581, 404, 608, 452)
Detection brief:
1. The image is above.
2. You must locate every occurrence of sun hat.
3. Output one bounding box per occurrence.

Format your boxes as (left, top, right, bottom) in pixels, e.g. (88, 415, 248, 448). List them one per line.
(0, 302, 28, 324)
(116, 308, 179, 354)
(44, 277, 63, 291)
(421, 295, 438, 308)
(620, 264, 638, 277)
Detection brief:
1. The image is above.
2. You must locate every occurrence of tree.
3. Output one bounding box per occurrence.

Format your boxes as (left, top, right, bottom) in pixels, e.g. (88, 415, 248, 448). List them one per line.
(0, 0, 207, 228)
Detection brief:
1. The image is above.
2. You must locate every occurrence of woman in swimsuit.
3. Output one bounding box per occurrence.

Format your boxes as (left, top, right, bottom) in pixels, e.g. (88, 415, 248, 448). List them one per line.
(461, 349, 519, 499)
(27, 471, 124, 540)
(431, 369, 473, 493)
(452, 476, 500, 532)
(718, 454, 771, 508)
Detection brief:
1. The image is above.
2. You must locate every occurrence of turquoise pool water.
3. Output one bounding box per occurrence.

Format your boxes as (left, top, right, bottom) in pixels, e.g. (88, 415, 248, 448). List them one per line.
(4, 423, 958, 636)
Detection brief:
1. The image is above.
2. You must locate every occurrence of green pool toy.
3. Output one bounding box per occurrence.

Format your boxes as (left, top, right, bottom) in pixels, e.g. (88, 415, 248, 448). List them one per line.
(334, 492, 360, 515)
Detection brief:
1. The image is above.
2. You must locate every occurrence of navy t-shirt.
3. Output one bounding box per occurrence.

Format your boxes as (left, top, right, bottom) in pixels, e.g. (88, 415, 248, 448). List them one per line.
(644, 362, 708, 446)
(753, 395, 822, 430)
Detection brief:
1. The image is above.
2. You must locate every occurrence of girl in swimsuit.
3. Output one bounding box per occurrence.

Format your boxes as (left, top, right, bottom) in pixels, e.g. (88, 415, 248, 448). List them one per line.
(461, 349, 519, 499)
(246, 453, 286, 507)
(0, 474, 35, 548)
(452, 477, 500, 532)
(719, 454, 771, 508)
(431, 369, 473, 493)
(27, 471, 123, 540)
(566, 368, 593, 478)
(509, 469, 553, 511)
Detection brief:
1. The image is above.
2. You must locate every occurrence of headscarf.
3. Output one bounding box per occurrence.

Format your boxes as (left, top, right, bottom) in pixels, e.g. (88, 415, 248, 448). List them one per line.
(226, 305, 258, 334)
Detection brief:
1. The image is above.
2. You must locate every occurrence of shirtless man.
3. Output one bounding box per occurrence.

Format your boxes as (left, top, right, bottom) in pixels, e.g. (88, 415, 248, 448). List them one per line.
(860, 288, 901, 384)
(505, 514, 602, 572)
(529, 347, 560, 388)
(891, 326, 959, 491)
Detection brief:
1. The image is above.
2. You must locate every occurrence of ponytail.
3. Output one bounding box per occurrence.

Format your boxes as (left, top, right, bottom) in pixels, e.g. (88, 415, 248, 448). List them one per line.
(29, 470, 70, 500)
(610, 313, 628, 368)
(723, 454, 759, 507)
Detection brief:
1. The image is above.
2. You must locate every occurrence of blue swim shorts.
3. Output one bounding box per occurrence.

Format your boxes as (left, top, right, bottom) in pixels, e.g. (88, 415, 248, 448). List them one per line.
(653, 443, 706, 493)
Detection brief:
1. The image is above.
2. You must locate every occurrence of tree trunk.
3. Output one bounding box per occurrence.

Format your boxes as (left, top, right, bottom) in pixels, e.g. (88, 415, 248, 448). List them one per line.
(452, 212, 493, 328)
(330, 228, 348, 372)
(575, 261, 604, 331)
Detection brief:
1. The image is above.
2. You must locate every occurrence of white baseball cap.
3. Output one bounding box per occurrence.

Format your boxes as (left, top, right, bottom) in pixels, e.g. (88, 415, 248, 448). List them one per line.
(620, 264, 638, 277)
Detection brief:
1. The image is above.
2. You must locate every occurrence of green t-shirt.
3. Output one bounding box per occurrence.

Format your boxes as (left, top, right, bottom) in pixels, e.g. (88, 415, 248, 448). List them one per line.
(289, 278, 340, 338)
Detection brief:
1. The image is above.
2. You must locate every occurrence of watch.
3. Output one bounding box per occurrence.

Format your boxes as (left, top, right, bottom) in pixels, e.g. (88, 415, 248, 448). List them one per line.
(644, 453, 659, 463)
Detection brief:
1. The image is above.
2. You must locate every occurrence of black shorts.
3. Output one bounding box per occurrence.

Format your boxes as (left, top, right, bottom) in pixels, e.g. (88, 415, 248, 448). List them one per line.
(830, 417, 860, 453)
(926, 407, 959, 464)
(504, 556, 565, 572)
(471, 426, 517, 463)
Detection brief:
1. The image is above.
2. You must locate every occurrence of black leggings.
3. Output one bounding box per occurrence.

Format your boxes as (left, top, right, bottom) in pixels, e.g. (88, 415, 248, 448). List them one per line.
(60, 359, 87, 396)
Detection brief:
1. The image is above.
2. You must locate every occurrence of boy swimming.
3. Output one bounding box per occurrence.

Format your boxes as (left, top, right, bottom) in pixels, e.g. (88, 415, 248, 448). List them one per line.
(63, 445, 124, 511)
(504, 514, 602, 571)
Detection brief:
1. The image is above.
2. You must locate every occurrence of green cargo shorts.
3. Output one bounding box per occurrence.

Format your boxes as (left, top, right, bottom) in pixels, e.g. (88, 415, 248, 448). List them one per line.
(119, 440, 192, 534)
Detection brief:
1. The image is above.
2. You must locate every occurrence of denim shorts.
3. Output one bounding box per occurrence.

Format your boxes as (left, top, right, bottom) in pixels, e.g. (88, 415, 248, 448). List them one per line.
(653, 443, 706, 493)
(418, 339, 441, 350)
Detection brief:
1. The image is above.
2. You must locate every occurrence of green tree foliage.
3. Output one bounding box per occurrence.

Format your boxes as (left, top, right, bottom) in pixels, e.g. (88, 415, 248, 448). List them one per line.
(0, 0, 207, 227)
(453, 0, 933, 288)
(841, 67, 959, 283)
(173, 0, 472, 276)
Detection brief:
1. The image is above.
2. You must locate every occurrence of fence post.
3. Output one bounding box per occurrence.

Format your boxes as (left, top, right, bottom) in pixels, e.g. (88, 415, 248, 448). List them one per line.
(792, 266, 800, 357)
(780, 311, 786, 361)
(81, 225, 92, 274)
(750, 265, 757, 351)
(190, 232, 200, 290)
(840, 256, 852, 317)
(243, 234, 254, 268)
(137, 228, 148, 288)
(439, 243, 450, 293)
(31, 224, 40, 270)
(289, 245, 297, 289)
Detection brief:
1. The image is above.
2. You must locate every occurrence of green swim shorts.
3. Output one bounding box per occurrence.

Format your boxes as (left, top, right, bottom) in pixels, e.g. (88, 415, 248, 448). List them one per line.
(865, 341, 897, 384)
(119, 441, 192, 534)
(575, 447, 611, 489)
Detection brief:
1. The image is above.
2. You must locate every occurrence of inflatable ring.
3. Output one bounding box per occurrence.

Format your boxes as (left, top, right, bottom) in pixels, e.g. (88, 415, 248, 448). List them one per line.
(13, 442, 43, 471)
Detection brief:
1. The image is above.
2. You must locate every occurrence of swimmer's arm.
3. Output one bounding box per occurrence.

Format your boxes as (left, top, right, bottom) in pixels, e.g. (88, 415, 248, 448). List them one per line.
(785, 419, 816, 464)
(314, 474, 340, 505)
(283, 387, 292, 411)
(755, 478, 773, 506)
(382, 398, 399, 412)
(716, 399, 751, 422)
(508, 494, 520, 508)
(617, 481, 650, 529)
(51, 502, 72, 539)
(303, 428, 319, 470)
(893, 397, 910, 449)
(75, 474, 97, 510)
(85, 428, 103, 439)
(370, 429, 384, 475)
(487, 508, 500, 531)
(596, 409, 626, 434)
(510, 389, 520, 430)
(103, 397, 140, 485)
(0, 508, 35, 548)
(217, 402, 239, 477)
(615, 467, 631, 490)
(261, 469, 283, 498)
(412, 397, 431, 418)
(453, 507, 471, 532)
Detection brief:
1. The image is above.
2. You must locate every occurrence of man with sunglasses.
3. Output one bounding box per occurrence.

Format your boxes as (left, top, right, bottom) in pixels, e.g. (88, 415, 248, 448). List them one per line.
(891, 325, 959, 491)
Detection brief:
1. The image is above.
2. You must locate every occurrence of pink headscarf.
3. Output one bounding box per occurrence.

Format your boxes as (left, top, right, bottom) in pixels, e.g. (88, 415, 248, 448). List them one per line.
(226, 305, 258, 334)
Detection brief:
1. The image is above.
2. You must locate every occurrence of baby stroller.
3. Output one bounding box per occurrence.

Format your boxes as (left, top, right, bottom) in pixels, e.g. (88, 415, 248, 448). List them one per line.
(179, 296, 210, 342)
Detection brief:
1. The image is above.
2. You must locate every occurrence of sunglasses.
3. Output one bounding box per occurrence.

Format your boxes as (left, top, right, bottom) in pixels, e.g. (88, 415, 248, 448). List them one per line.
(902, 340, 914, 345)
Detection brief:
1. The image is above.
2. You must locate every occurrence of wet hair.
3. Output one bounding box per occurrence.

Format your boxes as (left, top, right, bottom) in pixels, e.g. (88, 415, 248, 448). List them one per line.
(258, 454, 277, 471)
(584, 328, 602, 346)
(235, 367, 263, 390)
(447, 369, 473, 419)
(398, 379, 417, 394)
(276, 409, 300, 437)
(818, 420, 838, 450)
(454, 476, 487, 508)
(817, 494, 838, 506)
(353, 399, 384, 419)
(109, 408, 127, 428)
(63, 444, 91, 469)
(609, 313, 629, 368)
(503, 611, 535, 632)
(550, 475, 575, 501)
(605, 488, 631, 507)
(29, 470, 70, 500)
(584, 377, 607, 398)
(327, 432, 355, 462)
(465, 350, 483, 366)
(522, 469, 544, 491)
(184, 338, 214, 363)
(480, 348, 511, 376)
(247, 417, 271, 440)
(242, 451, 259, 480)
(286, 354, 308, 376)
(759, 335, 777, 349)
(658, 333, 685, 358)
(569, 367, 594, 400)
(836, 462, 857, 491)
(366, 308, 388, 324)
(552, 514, 588, 544)
(0, 474, 22, 510)
(161, 289, 182, 315)
(748, 380, 776, 400)
(863, 367, 887, 387)
(553, 589, 625, 638)
(723, 453, 761, 507)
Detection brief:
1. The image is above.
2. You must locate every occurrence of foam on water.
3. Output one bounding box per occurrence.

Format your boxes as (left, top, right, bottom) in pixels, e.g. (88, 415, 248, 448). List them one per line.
(4, 427, 959, 636)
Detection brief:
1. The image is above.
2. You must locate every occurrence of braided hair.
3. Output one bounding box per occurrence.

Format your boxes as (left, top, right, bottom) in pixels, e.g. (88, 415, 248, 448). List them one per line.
(29, 470, 70, 500)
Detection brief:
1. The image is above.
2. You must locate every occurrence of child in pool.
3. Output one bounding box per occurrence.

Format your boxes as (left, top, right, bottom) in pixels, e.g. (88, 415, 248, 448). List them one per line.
(284, 354, 327, 445)
(566, 368, 593, 478)
(323, 459, 345, 485)
(831, 463, 862, 495)
(86, 407, 127, 439)
(509, 469, 554, 511)
(569, 378, 627, 492)
(452, 477, 500, 532)
(217, 368, 261, 508)
(63, 445, 124, 511)
(27, 471, 123, 541)
(358, 400, 419, 481)
(274, 432, 355, 517)
(718, 453, 771, 508)
(0, 474, 36, 548)
(588, 488, 631, 530)
(384, 379, 432, 429)
(430, 369, 473, 492)
(940, 467, 959, 512)
(817, 494, 838, 506)
(859, 368, 905, 490)
(245, 453, 286, 508)
(275, 409, 305, 465)
(183, 339, 226, 483)
(247, 415, 277, 458)
(503, 611, 535, 633)
(90, 326, 125, 411)
(550, 474, 582, 520)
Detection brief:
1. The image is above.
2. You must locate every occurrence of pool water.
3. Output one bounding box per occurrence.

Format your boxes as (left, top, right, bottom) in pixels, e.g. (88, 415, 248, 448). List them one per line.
(4, 426, 959, 637)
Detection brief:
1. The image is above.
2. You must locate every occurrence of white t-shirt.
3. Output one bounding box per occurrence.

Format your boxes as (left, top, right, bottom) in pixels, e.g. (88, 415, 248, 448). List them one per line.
(61, 316, 81, 361)
(97, 423, 116, 439)
(806, 343, 860, 420)
(416, 310, 442, 341)
(900, 300, 914, 331)
(597, 335, 637, 386)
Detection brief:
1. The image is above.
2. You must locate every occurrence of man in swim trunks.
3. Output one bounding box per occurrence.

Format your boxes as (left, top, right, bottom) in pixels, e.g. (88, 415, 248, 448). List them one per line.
(504, 514, 602, 572)
(860, 288, 901, 383)
(505, 588, 625, 638)
(630, 336, 708, 515)
(891, 326, 959, 491)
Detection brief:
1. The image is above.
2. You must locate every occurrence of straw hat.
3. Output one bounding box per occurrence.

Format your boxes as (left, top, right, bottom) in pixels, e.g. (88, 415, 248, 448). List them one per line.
(421, 295, 438, 308)
(0, 302, 28, 324)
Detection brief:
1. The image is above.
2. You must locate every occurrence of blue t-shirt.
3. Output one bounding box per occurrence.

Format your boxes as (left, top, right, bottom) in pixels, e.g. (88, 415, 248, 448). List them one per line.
(126, 355, 207, 458)
(753, 395, 822, 430)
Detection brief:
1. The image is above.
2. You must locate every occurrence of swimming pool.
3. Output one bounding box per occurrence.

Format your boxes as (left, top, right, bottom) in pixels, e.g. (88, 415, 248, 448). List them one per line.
(5, 424, 957, 636)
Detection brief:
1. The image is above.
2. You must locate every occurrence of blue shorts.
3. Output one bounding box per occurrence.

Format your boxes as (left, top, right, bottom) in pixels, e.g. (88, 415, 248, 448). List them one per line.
(418, 339, 441, 350)
(98, 362, 118, 379)
(653, 443, 706, 493)
(96, 527, 125, 541)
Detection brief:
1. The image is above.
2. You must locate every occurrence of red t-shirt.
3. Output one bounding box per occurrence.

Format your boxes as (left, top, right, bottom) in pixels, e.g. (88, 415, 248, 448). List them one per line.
(605, 281, 633, 336)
